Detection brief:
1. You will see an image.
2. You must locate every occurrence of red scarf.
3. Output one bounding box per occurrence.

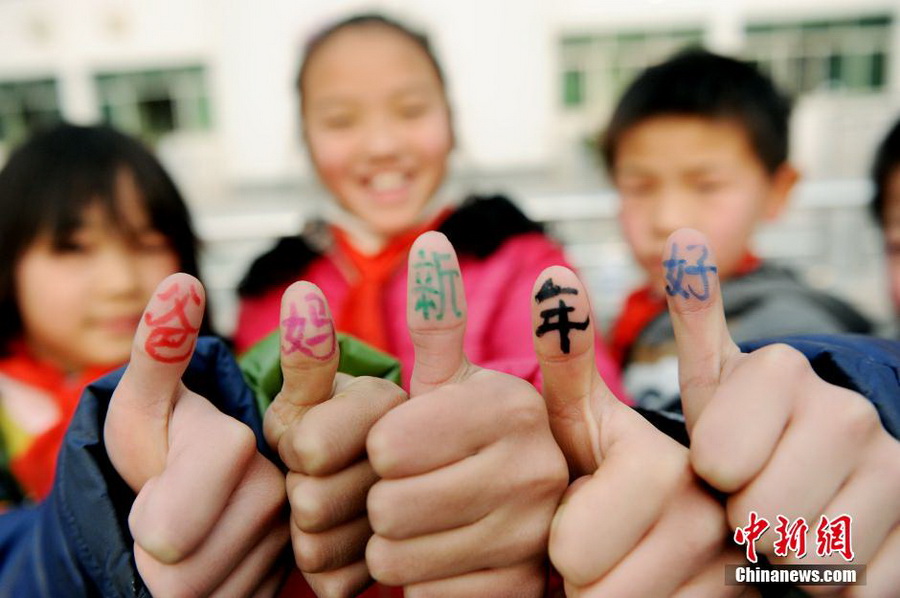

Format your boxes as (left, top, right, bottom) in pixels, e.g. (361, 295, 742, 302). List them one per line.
(279, 573, 402, 597)
(332, 211, 451, 352)
(0, 346, 112, 501)
(609, 252, 761, 366)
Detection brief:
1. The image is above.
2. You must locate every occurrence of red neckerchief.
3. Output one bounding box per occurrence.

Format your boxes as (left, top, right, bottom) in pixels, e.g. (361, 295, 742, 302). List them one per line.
(332, 210, 451, 353)
(609, 252, 761, 366)
(278, 571, 404, 597)
(0, 344, 113, 500)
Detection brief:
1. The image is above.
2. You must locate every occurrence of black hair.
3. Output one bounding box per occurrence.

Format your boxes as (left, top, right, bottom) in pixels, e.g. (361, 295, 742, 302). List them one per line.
(0, 123, 212, 355)
(601, 48, 792, 175)
(870, 117, 900, 226)
(296, 12, 447, 107)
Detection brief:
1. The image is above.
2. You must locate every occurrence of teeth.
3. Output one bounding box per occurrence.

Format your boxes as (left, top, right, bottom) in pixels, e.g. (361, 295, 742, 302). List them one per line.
(370, 172, 406, 192)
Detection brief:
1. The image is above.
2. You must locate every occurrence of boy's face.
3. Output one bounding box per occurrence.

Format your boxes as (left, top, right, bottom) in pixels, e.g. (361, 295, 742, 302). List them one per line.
(883, 168, 900, 313)
(613, 115, 795, 294)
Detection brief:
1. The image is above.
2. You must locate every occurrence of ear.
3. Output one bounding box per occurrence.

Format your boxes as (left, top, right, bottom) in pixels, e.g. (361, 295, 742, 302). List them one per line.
(300, 122, 311, 151)
(446, 103, 457, 152)
(762, 163, 800, 221)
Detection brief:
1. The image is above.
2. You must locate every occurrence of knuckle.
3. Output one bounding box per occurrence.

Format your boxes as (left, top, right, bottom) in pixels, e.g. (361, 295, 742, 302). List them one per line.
(290, 476, 332, 532)
(219, 416, 258, 463)
(690, 435, 737, 491)
(547, 503, 603, 587)
(485, 509, 549, 567)
(311, 572, 367, 598)
(365, 536, 405, 586)
(725, 493, 772, 539)
(497, 381, 549, 433)
(548, 540, 596, 588)
(831, 390, 881, 443)
(259, 463, 289, 512)
(648, 444, 692, 492)
(365, 482, 398, 537)
(131, 510, 191, 566)
(753, 343, 808, 378)
(689, 495, 730, 556)
(542, 454, 571, 498)
(293, 531, 331, 573)
(291, 420, 337, 476)
(507, 397, 547, 432)
(366, 420, 401, 475)
(136, 555, 205, 598)
(140, 535, 187, 566)
(516, 513, 554, 561)
(517, 445, 569, 503)
(349, 376, 407, 403)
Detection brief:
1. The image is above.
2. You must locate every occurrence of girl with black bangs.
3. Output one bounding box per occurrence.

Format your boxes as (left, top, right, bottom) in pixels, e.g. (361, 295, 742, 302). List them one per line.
(0, 123, 211, 505)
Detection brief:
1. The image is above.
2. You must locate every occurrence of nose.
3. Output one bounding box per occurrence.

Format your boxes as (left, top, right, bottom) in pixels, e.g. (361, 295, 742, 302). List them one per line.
(362, 114, 402, 159)
(95, 245, 140, 298)
(651, 186, 693, 240)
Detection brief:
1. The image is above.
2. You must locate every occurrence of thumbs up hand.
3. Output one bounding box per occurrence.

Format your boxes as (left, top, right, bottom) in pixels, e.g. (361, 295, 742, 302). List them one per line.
(532, 265, 745, 597)
(264, 281, 407, 597)
(365, 232, 569, 597)
(666, 228, 900, 595)
(104, 273, 289, 597)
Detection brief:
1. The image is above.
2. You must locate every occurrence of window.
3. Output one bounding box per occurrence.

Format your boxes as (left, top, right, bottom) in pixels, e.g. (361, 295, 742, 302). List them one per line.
(95, 66, 212, 142)
(559, 28, 704, 111)
(0, 79, 61, 146)
(563, 69, 585, 107)
(744, 16, 891, 95)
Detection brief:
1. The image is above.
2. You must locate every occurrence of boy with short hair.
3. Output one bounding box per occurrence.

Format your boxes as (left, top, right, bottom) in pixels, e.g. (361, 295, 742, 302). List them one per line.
(603, 48, 872, 411)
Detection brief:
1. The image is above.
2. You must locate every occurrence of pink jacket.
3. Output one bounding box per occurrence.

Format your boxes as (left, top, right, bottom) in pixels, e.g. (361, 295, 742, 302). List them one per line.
(235, 231, 625, 398)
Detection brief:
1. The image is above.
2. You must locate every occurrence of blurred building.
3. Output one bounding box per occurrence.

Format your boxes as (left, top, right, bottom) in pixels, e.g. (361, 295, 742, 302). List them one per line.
(0, 0, 895, 332)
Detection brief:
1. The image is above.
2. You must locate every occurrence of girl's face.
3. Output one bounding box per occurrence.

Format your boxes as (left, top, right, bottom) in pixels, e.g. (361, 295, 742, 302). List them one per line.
(14, 170, 179, 372)
(301, 25, 453, 238)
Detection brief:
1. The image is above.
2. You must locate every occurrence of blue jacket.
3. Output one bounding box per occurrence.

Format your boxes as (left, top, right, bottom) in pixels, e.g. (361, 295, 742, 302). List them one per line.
(0, 334, 897, 597)
(0, 338, 266, 597)
(740, 334, 900, 439)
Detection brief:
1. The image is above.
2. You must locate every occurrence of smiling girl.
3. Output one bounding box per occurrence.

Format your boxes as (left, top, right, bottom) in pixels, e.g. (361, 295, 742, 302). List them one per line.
(0, 123, 211, 504)
(235, 13, 623, 396)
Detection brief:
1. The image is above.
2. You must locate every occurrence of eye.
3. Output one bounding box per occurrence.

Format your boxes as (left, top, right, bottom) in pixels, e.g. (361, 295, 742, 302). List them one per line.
(618, 179, 654, 198)
(397, 101, 428, 119)
(320, 113, 356, 130)
(695, 179, 725, 195)
(54, 233, 93, 254)
(135, 231, 171, 253)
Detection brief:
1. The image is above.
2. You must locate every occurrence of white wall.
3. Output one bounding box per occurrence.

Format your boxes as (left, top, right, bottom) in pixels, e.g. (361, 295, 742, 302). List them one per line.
(1, 0, 899, 188)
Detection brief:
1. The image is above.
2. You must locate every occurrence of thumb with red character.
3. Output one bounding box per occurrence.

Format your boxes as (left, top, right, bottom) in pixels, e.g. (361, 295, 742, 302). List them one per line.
(364, 231, 568, 596)
(531, 265, 747, 597)
(665, 228, 900, 595)
(104, 273, 289, 597)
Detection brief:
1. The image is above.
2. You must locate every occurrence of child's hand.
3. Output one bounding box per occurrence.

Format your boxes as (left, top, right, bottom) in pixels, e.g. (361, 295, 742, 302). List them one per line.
(364, 232, 569, 597)
(531, 265, 749, 597)
(104, 273, 289, 597)
(667, 228, 900, 596)
(263, 281, 407, 597)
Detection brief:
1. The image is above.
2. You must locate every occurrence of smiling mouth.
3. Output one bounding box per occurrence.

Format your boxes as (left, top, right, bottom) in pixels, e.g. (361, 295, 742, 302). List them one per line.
(370, 171, 407, 191)
(97, 315, 142, 335)
(365, 171, 413, 205)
